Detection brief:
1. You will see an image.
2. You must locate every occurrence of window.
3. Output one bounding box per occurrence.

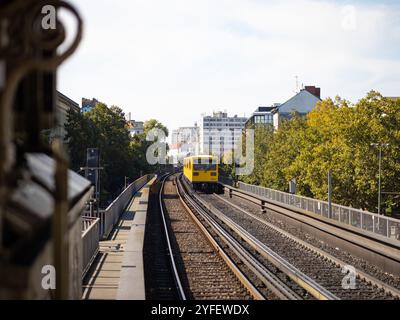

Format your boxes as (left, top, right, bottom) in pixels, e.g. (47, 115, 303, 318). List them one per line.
(193, 158, 217, 171)
(193, 163, 217, 170)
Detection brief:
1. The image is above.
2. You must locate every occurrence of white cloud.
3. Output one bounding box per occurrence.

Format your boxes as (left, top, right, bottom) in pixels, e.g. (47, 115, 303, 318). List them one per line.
(59, 0, 400, 131)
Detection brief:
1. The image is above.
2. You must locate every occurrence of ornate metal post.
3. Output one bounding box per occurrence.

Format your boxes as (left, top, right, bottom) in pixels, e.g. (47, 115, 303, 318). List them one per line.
(0, 0, 82, 298)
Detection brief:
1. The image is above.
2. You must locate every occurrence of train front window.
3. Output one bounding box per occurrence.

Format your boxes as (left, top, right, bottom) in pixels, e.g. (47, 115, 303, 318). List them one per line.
(193, 158, 217, 171)
(193, 163, 216, 171)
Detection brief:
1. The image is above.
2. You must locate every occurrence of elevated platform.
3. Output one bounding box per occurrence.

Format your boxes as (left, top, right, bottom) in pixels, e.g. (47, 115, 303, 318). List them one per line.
(82, 177, 156, 300)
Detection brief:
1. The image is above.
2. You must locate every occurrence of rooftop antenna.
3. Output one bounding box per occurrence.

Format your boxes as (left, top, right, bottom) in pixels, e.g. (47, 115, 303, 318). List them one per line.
(295, 75, 299, 93)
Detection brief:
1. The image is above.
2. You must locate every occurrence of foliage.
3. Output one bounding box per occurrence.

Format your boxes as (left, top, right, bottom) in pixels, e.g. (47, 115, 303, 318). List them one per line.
(143, 118, 169, 137)
(219, 150, 236, 181)
(65, 104, 168, 206)
(240, 124, 275, 185)
(131, 118, 169, 172)
(242, 91, 400, 214)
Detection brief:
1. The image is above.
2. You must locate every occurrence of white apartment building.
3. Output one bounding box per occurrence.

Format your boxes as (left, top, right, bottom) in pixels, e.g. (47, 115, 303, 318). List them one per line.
(199, 111, 247, 158)
(170, 125, 200, 162)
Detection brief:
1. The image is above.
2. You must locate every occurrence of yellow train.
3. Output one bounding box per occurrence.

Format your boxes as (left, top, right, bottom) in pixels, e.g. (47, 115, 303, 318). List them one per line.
(183, 155, 223, 193)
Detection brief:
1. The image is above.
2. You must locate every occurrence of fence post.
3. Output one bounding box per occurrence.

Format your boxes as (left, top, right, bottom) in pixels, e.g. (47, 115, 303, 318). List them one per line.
(261, 200, 266, 214)
(386, 221, 389, 237)
(361, 212, 363, 229)
(373, 216, 375, 234)
(328, 170, 332, 219)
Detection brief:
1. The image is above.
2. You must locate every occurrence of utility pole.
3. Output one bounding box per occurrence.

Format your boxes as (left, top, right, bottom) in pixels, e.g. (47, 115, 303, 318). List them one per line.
(328, 170, 333, 219)
(378, 146, 382, 215)
(82, 148, 103, 212)
(289, 178, 296, 194)
(371, 143, 389, 215)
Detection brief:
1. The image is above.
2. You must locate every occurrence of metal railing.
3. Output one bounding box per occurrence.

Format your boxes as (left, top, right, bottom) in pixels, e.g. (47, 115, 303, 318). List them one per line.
(85, 174, 154, 239)
(237, 181, 400, 241)
(82, 216, 100, 278)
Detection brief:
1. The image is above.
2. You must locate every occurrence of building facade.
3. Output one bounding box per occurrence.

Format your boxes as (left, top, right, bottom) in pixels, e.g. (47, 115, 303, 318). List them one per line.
(170, 125, 200, 162)
(273, 86, 321, 130)
(127, 120, 144, 136)
(245, 105, 280, 128)
(199, 111, 247, 158)
(81, 97, 99, 113)
(246, 86, 322, 131)
(49, 91, 80, 142)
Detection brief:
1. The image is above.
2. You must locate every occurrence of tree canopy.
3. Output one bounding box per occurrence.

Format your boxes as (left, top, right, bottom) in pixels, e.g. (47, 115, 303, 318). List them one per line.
(143, 119, 169, 137)
(64, 103, 168, 206)
(240, 91, 400, 214)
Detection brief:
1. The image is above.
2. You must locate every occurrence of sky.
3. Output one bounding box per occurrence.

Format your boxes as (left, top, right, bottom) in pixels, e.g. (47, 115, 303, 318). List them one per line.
(58, 0, 400, 133)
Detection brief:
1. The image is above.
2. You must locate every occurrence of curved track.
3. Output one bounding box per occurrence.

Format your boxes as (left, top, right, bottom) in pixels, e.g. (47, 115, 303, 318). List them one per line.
(197, 188, 400, 300)
(159, 174, 255, 299)
(157, 173, 400, 300)
(177, 176, 307, 300)
(216, 184, 400, 295)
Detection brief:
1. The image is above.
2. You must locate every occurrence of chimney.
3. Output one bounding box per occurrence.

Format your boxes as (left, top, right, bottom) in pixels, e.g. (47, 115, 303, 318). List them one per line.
(304, 86, 321, 98)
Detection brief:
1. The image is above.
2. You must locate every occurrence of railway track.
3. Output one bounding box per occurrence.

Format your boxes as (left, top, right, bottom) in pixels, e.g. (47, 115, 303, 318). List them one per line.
(176, 176, 309, 300)
(217, 189, 400, 296)
(143, 179, 180, 300)
(159, 174, 256, 300)
(175, 173, 345, 300)
(177, 176, 333, 299)
(215, 186, 400, 291)
(157, 172, 400, 300)
(222, 183, 400, 278)
(196, 190, 400, 300)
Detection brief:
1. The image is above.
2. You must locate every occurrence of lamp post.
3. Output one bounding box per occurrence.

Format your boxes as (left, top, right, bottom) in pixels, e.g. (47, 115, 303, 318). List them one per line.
(370, 143, 389, 215)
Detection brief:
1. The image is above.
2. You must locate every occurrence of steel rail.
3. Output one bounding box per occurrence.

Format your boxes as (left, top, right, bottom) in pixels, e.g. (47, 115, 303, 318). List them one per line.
(204, 196, 339, 300)
(225, 184, 400, 251)
(179, 175, 339, 300)
(177, 175, 303, 300)
(222, 183, 400, 280)
(175, 176, 266, 300)
(213, 193, 400, 299)
(158, 173, 186, 300)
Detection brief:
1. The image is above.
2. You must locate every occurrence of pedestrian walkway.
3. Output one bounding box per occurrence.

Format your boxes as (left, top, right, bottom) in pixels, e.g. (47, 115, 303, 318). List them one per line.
(82, 177, 156, 300)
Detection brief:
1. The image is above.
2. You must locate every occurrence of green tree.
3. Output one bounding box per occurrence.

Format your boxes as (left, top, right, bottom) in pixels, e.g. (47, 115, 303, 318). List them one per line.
(262, 113, 308, 193)
(64, 108, 98, 171)
(239, 91, 400, 214)
(86, 103, 133, 201)
(241, 124, 274, 185)
(65, 104, 169, 206)
(143, 119, 169, 137)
